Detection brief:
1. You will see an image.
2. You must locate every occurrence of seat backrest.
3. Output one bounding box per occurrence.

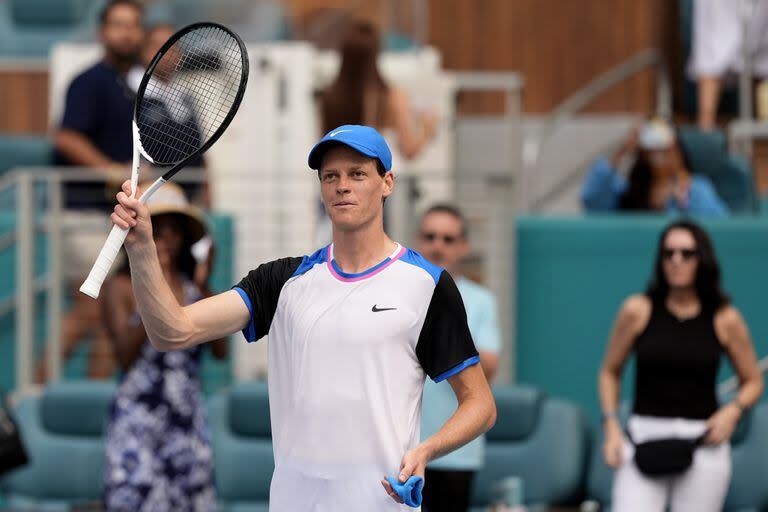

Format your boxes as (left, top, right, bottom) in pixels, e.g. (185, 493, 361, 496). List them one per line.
(0, 0, 95, 58)
(9, 0, 89, 27)
(677, 127, 756, 213)
(209, 381, 274, 503)
(39, 380, 114, 436)
(471, 386, 588, 507)
(1, 381, 115, 502)
(0, 136, 52, 176)
(228, 381, 271, 437)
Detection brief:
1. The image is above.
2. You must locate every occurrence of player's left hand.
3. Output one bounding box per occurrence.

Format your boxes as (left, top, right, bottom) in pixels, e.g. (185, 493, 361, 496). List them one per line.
(380, 445, 429, 504)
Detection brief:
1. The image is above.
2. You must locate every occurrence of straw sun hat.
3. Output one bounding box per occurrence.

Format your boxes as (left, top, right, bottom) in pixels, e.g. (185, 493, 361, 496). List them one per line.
(140, 181, 207, 243)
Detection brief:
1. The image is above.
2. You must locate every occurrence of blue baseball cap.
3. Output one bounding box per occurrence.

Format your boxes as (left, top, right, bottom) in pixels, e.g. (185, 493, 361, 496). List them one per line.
(307, 125, 392, 171)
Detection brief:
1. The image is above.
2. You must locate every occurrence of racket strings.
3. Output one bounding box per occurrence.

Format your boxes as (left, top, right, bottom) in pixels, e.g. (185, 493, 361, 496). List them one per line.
(137, 25, 245, 165)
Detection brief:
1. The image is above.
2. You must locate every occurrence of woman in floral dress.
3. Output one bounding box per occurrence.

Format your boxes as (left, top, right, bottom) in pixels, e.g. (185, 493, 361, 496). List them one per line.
(101, 183, 227, 511)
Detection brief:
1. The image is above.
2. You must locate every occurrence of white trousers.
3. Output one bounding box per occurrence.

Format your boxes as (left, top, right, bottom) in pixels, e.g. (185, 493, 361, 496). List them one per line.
(688, 0, 768, 78)
(611, 416, 731, 512)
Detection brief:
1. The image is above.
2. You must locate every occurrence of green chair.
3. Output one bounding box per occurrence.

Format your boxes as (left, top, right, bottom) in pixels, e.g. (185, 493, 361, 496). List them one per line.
(0, 0, 94, 57)
(0, 136, 52, 176)
(677, 127, 756, 214)
(0, 381, 115, 510)
(209, 381, 273, 512)
(470, 386, 589, 510)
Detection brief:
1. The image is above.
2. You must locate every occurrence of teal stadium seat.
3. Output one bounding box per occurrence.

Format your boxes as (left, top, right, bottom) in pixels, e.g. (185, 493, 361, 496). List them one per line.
(0, 0, 97, 57)
(0, 381, 115, 510)
(677, 127, 756, 214)
(470, 386, 589, 510)
(208, 381, 273, 512)
(144, 0, 290, 41)
(587, 402, 768, 511)
(0, 136, 52, 176)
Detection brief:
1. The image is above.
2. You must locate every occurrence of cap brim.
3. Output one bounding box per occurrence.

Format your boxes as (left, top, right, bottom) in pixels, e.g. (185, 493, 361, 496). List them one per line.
(307, 139, 380, 170)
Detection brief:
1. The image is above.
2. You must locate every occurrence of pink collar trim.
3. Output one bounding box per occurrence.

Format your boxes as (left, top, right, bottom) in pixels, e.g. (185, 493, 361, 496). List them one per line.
(326, 243, 406, 283)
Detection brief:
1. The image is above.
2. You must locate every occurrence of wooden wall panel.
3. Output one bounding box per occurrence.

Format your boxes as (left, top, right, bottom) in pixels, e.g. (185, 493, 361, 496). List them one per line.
(1, 1, 677, 134)
(428, 0, 673, 114)
(0, 70, 49, 134)
(288, 0, 675, 114)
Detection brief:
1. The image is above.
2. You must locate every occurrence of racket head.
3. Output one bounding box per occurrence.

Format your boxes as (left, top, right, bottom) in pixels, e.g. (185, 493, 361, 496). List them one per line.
(134, 22, 249, 173)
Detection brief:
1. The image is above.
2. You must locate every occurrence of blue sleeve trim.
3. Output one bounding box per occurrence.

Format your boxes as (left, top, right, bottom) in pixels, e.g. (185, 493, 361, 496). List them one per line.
(433, 355, 481, 382)
(291, 246, 327, 278)
(232, 286, 257, 342)
(400, 248, 443, 284)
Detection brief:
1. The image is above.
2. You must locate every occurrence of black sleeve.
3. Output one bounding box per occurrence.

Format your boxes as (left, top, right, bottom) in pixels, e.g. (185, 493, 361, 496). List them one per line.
(416, 271, 479, 381)
(233, 257, 303, 341)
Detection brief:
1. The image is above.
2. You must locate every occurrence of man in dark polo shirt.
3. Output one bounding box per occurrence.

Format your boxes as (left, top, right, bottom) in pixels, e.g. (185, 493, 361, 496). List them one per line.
(54, 0, 143, 209)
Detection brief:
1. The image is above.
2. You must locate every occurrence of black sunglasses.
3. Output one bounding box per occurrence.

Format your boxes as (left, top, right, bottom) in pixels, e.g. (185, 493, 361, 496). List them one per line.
(421, 232, 459, 245)
(662, 248, 699, 261)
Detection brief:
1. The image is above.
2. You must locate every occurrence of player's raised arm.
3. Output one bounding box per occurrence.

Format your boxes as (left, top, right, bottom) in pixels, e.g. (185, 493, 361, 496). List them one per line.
(113, 180, 249, 351)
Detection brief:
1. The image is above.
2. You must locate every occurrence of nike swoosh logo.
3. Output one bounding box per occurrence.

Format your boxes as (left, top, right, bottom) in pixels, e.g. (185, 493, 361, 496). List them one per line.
(329, 129, 352, 138)
(372, 305, 397, 313)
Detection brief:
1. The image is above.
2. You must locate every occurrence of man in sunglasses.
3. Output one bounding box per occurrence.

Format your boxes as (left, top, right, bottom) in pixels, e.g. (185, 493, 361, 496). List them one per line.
(416, 204, 502, 512)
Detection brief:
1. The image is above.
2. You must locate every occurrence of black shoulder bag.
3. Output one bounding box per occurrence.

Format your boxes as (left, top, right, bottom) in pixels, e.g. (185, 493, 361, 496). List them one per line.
(0, 396, 29, 476)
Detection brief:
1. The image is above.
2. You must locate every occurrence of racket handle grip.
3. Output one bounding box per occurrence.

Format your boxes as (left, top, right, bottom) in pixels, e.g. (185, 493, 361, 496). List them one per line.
(79, 224, 130, 299)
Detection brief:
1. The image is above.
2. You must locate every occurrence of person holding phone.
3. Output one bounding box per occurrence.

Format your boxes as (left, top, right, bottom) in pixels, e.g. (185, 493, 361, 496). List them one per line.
(581, 118, 728, 217)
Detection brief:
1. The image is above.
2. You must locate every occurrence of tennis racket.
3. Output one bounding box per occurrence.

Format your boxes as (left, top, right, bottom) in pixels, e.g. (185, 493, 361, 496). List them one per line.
(80, 22, 249, 299)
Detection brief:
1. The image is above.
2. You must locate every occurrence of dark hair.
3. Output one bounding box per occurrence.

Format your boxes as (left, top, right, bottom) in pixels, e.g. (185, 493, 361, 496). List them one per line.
(618, 126, 695, 211)
(99, 0, 143, 26)
(320, 22, 389, 133)
(422, 204, 468, 237)
(117, 213, 197, 281)
(645, 220, 729, 311)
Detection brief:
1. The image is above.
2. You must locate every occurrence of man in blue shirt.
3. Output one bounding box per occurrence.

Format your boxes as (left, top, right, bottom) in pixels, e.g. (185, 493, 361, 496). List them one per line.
(417, 204, 502, 512)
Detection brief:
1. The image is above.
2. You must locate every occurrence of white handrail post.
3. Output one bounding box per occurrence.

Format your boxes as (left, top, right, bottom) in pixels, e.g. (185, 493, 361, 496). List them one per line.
(46, 173, 63, 383)
(15, 173, 34, 393)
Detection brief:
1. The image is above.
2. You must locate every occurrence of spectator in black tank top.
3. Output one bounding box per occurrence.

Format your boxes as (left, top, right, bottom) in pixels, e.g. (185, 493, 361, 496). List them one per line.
(598, 220, 763, 512)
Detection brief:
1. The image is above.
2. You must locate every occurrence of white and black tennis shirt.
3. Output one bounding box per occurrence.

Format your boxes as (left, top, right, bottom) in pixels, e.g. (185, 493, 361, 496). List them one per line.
(233, 243, 479, 511)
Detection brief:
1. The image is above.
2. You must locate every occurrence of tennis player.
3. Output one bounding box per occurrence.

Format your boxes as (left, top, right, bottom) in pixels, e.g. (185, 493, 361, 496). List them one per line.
(110, 124, 497, 510)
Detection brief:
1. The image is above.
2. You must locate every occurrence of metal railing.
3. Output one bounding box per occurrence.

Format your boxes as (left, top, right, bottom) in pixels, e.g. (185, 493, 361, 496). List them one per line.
(1, 168, 206, 394)
(521, 48, 672, 212)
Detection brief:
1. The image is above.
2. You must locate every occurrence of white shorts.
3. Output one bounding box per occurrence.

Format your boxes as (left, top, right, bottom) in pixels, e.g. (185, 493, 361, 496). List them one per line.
(612, 415, 731, 512)
(688, 0, 768, 78)
(60, 211, 120, 280)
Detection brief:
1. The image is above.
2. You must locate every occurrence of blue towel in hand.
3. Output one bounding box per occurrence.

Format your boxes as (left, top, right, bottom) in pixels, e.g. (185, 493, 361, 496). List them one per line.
(385, 475, 423, 507)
